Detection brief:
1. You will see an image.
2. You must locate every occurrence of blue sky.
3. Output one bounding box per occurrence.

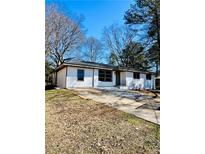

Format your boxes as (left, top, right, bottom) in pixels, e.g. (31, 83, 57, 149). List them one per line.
(46, 0, 134, 39)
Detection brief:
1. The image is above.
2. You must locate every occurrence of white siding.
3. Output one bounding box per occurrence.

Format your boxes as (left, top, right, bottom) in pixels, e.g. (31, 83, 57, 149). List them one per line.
(97, 71, 115, 87)
(93, 69, 98, 87)
(120, 72, 126, 86)
(56, 67, 66, 88)
(66, 66, 115, 88)
(66, 66, 93, 88)
(112, 71, 116, 86)
(125, 72, 155, 90)
(57, 65, 155, 89)
(144, 74, 155, 89)
(125, 72, 133, 87)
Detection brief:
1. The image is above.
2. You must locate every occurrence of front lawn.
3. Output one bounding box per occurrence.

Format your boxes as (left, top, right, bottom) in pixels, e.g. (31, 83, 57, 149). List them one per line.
(46, 89, 160, 154)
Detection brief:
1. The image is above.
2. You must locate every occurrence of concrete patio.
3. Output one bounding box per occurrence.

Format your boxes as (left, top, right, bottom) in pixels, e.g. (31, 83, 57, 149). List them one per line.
(70, 88, 160, 124)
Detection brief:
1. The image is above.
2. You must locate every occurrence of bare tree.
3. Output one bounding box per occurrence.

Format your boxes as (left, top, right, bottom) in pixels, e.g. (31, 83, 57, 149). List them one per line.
(82, 37, 103, 62)
(45, 5, 84, 67)
(102, 24, 136, 65)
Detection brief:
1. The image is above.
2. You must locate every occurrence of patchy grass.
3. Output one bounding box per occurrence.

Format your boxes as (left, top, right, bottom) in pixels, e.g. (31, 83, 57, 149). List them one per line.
(128, 89, 160, 103)
(46, 89, 160, 154)
(123, 113, 160, 140)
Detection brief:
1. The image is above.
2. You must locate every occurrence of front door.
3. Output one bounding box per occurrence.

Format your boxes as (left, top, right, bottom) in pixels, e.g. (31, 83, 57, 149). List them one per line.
(116, 71, 120, 86)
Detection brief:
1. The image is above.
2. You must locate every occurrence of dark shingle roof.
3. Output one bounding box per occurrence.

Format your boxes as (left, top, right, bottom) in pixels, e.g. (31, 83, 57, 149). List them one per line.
(64, 60, 114, 69)
(56, 60, 154, 74)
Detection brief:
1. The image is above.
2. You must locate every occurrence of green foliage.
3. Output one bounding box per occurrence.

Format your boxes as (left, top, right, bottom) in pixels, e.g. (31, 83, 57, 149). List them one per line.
(45, 60, 55, 84)
(124, 0, 160, 74)
(147, 43, 160, 75)
(108, 41, 150, 71)
(120, 42, 150, 71)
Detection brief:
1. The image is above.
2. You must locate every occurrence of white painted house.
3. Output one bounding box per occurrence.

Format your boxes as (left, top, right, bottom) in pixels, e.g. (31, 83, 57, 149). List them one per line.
(54, 60, 156, 89)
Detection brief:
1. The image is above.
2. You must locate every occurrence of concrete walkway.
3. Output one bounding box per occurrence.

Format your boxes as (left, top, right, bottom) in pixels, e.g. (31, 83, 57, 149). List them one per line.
(70, 88, 160, 125)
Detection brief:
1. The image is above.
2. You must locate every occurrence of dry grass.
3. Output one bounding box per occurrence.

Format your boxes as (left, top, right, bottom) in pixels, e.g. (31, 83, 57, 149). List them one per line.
(46, 89, 160, 154)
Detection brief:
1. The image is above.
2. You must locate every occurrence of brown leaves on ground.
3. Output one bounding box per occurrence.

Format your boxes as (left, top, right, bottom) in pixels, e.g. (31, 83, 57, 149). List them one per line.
(46, 89, 160, 154)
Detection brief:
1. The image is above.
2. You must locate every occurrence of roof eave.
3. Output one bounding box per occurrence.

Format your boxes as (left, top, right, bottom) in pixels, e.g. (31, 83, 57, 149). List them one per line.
(56, 63, 155, 74)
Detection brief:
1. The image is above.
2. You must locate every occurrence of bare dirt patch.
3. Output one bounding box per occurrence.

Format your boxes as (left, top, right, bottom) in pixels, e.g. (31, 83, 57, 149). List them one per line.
(46, 89, 160, 154)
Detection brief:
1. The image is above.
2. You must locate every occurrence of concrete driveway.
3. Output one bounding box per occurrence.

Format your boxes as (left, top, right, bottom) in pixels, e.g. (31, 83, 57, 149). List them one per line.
(70, 87, 160, 124)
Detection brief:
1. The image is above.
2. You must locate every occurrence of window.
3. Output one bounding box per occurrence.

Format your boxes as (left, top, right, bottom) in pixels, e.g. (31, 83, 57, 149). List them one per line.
(99, 69, 112, 82)
(146, 74, 152, 80)
(77, 69, 84, 81)
(133, 72, 140, 79)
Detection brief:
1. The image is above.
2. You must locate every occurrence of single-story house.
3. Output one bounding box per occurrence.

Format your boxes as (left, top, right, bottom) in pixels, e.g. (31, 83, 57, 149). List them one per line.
(53, 60, 156, 89)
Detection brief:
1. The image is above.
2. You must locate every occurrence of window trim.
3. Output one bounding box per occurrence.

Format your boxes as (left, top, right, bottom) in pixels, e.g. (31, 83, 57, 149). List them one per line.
(98, 69, 112, 82)
(77, 69, 84, 81)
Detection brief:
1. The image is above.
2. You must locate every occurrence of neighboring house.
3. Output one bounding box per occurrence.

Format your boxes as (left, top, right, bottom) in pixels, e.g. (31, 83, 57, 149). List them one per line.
(54, 60, 156, 89)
